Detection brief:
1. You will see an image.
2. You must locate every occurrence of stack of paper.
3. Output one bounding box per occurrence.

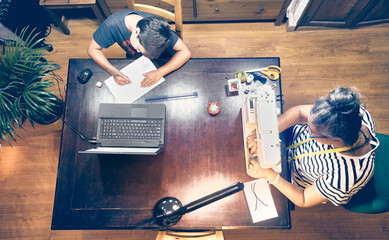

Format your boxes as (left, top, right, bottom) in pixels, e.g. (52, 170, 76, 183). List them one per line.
(105, 56, 165, 103)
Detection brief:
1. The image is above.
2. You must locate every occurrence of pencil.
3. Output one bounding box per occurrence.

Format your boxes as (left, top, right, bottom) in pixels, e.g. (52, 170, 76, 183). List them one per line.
(107, 67, 127, 79)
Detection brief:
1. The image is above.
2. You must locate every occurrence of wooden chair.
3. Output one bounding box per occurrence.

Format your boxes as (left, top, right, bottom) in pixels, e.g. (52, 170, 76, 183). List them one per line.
(127, 0, 183, 39)
(155, 230, 224, 240)
(39, 0, 111, 35)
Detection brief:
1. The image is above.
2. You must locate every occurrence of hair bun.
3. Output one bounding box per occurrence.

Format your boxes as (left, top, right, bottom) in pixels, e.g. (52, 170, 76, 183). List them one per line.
(327, 87, 360, 115)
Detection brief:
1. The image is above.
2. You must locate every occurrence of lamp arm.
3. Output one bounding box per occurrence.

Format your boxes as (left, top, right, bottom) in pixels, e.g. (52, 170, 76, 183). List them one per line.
(178, 182, 244, 215)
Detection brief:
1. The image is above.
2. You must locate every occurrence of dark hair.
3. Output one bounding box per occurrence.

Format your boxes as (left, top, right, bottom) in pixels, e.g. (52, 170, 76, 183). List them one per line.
(136, 16, 171, 59)
(310, 87, 363, 145)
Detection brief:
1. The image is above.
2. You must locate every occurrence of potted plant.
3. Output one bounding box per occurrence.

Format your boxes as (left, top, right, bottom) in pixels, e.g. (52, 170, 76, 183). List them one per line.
(0, 27, 63, 146)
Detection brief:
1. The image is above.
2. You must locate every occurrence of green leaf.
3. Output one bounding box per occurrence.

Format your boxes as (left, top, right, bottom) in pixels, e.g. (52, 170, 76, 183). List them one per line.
(0, 26, 62, 146)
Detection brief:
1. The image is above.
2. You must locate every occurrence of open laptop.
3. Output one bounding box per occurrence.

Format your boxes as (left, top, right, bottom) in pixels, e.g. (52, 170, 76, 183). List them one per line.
(79, 103, 165, 155)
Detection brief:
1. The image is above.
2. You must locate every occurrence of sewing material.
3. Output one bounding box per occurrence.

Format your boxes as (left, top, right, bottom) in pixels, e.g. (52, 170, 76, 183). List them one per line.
(234, 71, 248, 83)
(286, 134, 363, 162)
(258, 66, 281, 81)
(244, 86, 251, 94)
(247, 74, 254, 84)
(208, 102, 220, 115)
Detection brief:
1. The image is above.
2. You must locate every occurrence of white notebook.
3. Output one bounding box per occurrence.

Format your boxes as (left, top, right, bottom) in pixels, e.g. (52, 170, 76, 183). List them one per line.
(105, 56, 165, 103)
(243, 179, 278, 223)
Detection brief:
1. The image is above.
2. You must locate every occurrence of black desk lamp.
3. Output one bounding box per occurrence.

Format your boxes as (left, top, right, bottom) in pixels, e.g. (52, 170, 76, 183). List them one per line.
(153, 182, 244, 227)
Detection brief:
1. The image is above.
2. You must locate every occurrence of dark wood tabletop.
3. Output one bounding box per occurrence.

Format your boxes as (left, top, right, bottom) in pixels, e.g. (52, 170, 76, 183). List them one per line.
(51, 57, 290, 230)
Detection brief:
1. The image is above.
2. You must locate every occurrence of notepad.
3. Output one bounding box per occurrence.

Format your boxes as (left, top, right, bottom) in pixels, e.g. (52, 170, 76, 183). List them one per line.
(105, 56, 165, 103)
(243, 179, 278, 223)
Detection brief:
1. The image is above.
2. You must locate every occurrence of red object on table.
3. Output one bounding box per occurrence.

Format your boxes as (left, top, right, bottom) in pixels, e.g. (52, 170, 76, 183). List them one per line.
(207, 102, 220, 115)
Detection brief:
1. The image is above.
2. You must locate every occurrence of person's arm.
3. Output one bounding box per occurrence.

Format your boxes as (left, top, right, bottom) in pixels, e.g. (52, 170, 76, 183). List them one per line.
(278, 104, 313, 133)
(248, 159, 327, 207)
(87, 39, 131, 85)
(140, 38, 191, 87)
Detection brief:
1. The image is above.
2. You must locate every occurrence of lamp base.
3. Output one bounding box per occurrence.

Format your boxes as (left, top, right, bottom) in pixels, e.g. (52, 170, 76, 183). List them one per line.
(153, 197, 183, 227)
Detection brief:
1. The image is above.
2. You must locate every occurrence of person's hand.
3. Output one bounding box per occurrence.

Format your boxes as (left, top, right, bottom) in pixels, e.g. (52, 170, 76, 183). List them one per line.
(113, 74, 131, 86)
(140, 70, 163, 88)
(247, 159, 275, 180)
(246, 133, 258, 154)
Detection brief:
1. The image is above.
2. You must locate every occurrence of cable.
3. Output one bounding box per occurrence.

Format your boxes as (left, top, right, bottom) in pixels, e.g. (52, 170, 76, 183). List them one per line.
(276, 94, 285, 106)
(49, 70, 65, 101)
(62, 118, 97, 144)
(47, 66, 95, 144)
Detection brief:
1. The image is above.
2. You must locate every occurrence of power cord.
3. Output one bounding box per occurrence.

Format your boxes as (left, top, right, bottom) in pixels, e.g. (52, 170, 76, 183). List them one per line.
(48, 67, 96, 144)
(62, 118, 97, 144)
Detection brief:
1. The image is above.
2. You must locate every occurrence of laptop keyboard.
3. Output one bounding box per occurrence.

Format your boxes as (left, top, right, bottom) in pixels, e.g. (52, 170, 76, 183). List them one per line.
(99, 119, 162, 140)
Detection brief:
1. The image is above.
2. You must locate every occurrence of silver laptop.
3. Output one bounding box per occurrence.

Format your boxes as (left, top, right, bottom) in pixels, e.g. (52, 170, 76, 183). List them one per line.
(79, 103, 165, 155)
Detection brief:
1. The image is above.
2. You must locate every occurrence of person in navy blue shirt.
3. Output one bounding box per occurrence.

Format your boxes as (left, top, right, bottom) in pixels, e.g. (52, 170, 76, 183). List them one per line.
(88, 10, 191, 87)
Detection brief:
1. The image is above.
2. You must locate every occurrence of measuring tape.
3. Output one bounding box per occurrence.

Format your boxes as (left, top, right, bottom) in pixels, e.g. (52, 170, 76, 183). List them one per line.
(286, 135, 362, 162)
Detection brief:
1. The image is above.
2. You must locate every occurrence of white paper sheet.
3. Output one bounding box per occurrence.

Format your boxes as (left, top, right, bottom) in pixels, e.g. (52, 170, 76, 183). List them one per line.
(243, 179, 278, 223)
(104, 56, 165, 103)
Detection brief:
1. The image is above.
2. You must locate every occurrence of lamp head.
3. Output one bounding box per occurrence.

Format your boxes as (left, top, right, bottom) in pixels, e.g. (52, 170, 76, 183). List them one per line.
(153, 197, 183, 227)
(152, 182, 244, 227)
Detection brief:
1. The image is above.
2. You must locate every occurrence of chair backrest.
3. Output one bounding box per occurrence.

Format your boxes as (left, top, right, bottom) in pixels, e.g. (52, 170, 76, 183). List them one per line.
(127, 0, 183, 39)
(155, 230, 224, 240)
(342, 133, 389, 214)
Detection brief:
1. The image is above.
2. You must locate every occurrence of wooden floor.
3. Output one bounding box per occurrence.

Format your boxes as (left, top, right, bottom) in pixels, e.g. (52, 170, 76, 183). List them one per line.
(0, 17, 388, 239)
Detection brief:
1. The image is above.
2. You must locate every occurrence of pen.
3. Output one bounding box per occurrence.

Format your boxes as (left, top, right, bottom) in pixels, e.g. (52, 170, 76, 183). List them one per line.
(145, 92, 199, 102)
(107, 67, 127, 79)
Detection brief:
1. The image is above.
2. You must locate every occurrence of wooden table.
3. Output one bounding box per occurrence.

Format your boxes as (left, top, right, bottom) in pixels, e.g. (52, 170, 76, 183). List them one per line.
(51, 57, 290, 230)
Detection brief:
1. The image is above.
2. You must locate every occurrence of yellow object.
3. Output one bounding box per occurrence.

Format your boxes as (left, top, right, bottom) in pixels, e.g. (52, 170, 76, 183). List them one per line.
(286, 134, 362, 161)
(259, 65, 281, 80)
(234, 71, 248, 83)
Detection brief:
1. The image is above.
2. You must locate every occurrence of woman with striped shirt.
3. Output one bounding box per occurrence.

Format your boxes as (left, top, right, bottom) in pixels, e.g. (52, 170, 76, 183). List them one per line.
(247, 87, 379, 207)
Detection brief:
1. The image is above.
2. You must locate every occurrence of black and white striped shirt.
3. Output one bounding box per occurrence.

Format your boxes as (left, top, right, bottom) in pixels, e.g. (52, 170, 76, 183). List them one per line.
(288, 108, 379, 205)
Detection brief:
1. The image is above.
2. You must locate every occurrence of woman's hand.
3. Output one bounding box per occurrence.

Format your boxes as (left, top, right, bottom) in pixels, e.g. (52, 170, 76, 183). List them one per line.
(141, 70, 163, 88)
(246, 133, 258, 154)
(114, 74, 131, 85)
(247, 159, 277, 181)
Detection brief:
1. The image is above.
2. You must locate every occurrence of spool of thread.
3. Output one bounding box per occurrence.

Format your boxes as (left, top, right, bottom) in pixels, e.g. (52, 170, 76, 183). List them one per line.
(244, 86, 251, 94)
(234, 71, 248, 83)
(247, 74, 254, 84)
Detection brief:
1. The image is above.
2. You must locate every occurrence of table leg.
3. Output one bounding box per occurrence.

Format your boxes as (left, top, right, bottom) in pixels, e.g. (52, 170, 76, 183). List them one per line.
(42, 7, 70, 35)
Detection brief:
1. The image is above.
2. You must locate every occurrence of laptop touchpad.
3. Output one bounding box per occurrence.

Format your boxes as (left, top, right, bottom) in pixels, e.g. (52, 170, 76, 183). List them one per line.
(132, 107, 147, 117)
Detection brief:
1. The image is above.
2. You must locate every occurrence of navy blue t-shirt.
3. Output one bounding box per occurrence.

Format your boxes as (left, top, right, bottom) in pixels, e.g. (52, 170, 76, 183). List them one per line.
(93, 10, 179, 57)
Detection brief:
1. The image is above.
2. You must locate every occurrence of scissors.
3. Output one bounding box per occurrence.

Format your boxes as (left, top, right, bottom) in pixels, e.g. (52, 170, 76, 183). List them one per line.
(258, 66, 281, 81)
